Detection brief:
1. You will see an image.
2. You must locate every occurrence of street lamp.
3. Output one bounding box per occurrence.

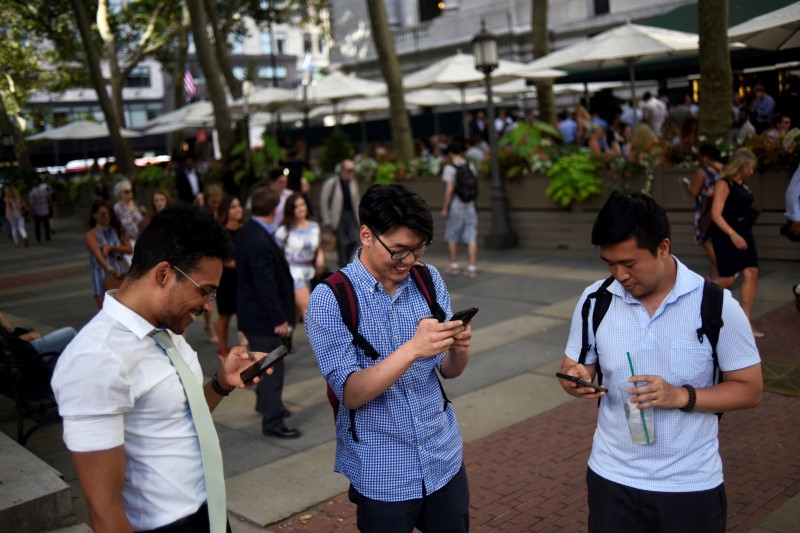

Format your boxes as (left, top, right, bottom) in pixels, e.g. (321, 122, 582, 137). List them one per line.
(472, 21, 517, 249)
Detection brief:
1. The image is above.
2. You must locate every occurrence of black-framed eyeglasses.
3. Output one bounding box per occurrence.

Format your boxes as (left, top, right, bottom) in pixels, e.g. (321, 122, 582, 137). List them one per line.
(371, 230, 429, 261)
(171, 264, 217, 303)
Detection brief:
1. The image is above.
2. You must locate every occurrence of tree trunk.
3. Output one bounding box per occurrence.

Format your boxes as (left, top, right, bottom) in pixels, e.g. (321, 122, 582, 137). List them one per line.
(171, 3, 191, 155)
(0, 97, 33, 172)
(531, 0, 556, 125)
(365, 0, 413, 162)
(70, 0, 133, 175)
(203, 0, 241, 99)
(697, 0, 732, 143)
(97, 0, 127, 129)
(186, 0, 234, 162)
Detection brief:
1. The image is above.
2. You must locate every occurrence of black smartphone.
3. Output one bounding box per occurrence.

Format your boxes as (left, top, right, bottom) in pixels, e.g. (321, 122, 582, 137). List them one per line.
(451, 307, 479, 325)
(240, 345, 289, 384)
(555, 372, 608, 393)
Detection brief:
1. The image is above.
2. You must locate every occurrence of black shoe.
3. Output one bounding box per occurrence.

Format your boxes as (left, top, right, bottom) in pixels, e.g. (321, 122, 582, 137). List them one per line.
(262, 423, 301, 439)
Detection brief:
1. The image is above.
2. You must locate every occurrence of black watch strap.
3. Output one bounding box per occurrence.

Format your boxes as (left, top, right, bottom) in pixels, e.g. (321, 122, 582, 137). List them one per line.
(680, 384, 696, 412)
(211, 373, 233, 397)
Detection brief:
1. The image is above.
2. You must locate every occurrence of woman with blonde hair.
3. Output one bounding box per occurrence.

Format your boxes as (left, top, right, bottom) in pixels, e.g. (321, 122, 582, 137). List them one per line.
(710, 147, 763, 337)
(112, 179, 145, 264)
(3, 182, 28, 247)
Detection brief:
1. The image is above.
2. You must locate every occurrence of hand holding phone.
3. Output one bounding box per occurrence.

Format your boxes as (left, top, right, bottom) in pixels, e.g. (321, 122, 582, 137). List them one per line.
(555, 372, 608, 393)
(451, 307, 479, 326)
(240, 345, 289, 384)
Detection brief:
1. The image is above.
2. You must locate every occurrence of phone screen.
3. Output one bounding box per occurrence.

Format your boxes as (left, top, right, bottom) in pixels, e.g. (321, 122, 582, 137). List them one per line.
(451, 307, 479, 325)
(555, 372, 608, 393)
(240, 345, 289, 384)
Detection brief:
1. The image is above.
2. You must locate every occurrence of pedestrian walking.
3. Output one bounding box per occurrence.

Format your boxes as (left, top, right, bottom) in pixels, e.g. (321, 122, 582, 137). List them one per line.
(3, 182, 29, 247)
(215, 195, 243, 356)
(440, 141, 479, 278)
(306, 184, 473, 532)
(682, 143, 723, 280)
(28, 176, 52, 243)
(559, 191, 762, 533)
(319, 159, 361, 267)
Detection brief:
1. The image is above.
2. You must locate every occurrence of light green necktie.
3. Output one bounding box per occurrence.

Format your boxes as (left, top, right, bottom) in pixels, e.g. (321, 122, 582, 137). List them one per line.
(150, 329, 227, 532)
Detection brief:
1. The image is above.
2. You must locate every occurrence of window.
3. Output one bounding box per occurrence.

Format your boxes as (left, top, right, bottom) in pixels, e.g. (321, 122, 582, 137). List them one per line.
(303, 33, 313, 54)
(318, 36, 328, 55)
(257, 66, 287, 80)
(594, 0, 609, 15)
(233, 67, 247, 80)
(275, 33, 286, 54)
(125, 67, 151, 88)
(419, 0, 445, 22)
(260, 31, 272, 54)
(231, 35, 244, 54)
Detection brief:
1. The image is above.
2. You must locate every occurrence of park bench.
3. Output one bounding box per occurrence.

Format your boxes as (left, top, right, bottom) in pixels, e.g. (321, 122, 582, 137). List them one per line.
(0, 337, 61, 446)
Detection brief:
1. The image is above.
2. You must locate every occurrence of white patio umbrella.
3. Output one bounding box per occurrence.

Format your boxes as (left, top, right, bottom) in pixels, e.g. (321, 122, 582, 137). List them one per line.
(230, 86, 299, 113)
(406, 88, 499, 136)
(515, 23, 705, 111)
(138, 101, 214, 131)
(304, 71, 387, 123)
(403, 53, 561, 137)
(727, 2, 800, 50)
(27, 120, 142, 140)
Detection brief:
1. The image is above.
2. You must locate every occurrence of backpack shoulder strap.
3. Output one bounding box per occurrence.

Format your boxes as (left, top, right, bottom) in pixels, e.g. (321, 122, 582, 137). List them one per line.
(409, 264, 446, 322)
(698, 279, 725, 385)
(322, 271, 381, 361)
(579, 275, 615, 389)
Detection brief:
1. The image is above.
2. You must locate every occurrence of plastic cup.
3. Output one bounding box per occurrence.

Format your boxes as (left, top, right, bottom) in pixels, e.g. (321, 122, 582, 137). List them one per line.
(618, 382, 655, 445)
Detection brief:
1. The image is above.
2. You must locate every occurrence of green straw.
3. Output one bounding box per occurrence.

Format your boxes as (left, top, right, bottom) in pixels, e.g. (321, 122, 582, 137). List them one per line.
(625, 351, 651, 444)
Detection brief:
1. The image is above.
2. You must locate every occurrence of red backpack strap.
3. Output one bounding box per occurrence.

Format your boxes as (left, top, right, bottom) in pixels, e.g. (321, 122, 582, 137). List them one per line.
(409, 264, 446, 322)
(322, 271, 381, 361)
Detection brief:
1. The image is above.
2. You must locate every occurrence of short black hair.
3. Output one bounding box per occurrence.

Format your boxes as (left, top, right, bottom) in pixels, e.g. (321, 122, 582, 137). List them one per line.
(698, 142, 721, 162)
(591, 192, 670, 255)
(359, 184, 434, 243)
(127, 205, 233, 279)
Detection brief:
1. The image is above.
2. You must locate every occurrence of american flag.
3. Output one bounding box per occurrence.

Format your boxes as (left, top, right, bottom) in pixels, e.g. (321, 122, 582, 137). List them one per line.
(184, 66, 196, 102)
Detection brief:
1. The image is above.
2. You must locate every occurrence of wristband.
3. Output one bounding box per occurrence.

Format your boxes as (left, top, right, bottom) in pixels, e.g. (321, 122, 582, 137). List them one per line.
(211, 372, 234, 397)
(680, 384, 696, 412)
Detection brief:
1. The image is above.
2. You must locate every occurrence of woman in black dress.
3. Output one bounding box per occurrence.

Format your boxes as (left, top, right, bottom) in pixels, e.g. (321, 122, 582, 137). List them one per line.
(215, 195, 244, 355)
(710, 148, 763, 337)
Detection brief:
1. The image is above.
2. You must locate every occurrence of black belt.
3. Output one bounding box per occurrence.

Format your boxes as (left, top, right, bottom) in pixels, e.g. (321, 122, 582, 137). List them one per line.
(136, 502, 231, 533)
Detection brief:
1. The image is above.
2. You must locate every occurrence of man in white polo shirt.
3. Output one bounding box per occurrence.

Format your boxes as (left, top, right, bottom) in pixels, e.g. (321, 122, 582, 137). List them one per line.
(52, 206, 265, 532)
(558, 192, 762, 532)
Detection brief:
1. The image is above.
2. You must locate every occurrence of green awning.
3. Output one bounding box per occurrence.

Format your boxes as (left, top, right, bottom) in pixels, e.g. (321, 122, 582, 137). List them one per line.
(645, 0, 798, 34)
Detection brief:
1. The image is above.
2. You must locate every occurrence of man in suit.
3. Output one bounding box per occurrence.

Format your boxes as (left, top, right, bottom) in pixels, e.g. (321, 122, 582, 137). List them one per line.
(175, 156, 203, 205)
(236, 187, 300, 439)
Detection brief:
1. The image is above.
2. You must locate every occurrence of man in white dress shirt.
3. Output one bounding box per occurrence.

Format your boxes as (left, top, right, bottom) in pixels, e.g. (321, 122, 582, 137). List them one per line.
(558, 192, 762, 533)
(52, 206, 265, 532)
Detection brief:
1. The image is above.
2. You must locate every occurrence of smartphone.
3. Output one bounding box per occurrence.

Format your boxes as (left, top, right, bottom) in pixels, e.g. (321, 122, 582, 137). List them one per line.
(555, 372, 608, 393)
(240, 345, 289, 384)
(451, 307, 479, 326)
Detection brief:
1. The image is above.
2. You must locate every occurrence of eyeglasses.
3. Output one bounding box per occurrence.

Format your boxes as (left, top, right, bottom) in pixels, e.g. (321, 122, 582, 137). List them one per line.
(171, 264, 217, 303)
(371, 230, 429, 261)
(122, 189, 132, 193)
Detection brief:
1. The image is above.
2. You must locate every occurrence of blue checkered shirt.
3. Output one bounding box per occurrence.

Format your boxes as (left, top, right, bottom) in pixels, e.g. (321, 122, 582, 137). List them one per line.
(305, 254, 464, 502)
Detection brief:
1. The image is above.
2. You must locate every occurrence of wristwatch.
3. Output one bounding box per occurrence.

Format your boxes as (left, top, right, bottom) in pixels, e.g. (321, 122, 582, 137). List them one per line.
(211, 372, 234, 397)
(680, 384, 696, 412)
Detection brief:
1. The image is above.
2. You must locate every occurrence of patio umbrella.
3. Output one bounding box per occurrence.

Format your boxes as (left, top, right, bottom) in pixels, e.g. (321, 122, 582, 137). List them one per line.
(514, 22, 704, 112)
(406, 88, 497, 136)
(304, 71, 386, 123)
(403, 53, 560, 137)
(27, 120, 142, 140)
(727, 2, 800, 51)
(137, 101, 214, 131)
(230, 86, 299, 113)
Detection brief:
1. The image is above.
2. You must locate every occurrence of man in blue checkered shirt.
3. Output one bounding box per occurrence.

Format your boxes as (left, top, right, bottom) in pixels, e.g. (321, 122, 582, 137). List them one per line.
(559, 192, 762, 533)
(306, 184, 473, 532)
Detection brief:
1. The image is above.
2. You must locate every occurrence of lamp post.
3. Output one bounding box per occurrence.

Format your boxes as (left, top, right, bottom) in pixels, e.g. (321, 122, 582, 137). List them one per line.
(472, 21, 517, 249)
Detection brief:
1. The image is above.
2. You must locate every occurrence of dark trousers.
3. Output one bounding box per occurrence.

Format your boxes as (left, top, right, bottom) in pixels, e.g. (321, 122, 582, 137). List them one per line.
(33, 214, 50, 242)
(249, 334, 288, 431)
(587, 467, 727, 533)
(136, 502, 232, 533)
(336, 210, 360, 267)
(348, 463, 470, 533)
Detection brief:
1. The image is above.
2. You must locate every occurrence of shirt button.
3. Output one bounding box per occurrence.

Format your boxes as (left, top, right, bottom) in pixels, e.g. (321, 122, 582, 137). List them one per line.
(407, 389, 412, 395)
(418, 445, 422, 450)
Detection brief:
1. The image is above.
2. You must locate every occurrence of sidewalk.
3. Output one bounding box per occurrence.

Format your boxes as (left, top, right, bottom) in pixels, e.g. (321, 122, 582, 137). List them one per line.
(1, 212, 799, 532)
(269, 302, 800, 533)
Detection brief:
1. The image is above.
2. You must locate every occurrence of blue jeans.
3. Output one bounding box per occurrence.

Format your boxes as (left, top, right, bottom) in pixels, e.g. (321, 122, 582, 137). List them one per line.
(29, 327, 77, 354)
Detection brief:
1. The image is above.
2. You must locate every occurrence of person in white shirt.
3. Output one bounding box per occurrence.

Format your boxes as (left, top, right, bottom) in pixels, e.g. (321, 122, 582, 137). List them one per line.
(559, 192, 762, 533)
(641, 92, 667, 138)
(52, 206, 267, 532)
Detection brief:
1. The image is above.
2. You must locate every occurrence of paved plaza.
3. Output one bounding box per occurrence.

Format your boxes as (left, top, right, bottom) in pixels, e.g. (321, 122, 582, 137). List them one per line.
(1, 211, 798, 532)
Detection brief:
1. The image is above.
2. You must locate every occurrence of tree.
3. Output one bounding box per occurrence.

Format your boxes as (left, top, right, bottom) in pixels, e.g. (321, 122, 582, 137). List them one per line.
(697, 0, 732, 143)
(531, 0, 556, 125)
(365, 0, 413, 162)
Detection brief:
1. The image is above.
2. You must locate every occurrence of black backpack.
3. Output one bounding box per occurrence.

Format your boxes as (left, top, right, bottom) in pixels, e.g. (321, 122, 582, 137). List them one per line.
(578, 276, 725, 415)
(322, 264, 451, 442)
(453, 163, 478, 203)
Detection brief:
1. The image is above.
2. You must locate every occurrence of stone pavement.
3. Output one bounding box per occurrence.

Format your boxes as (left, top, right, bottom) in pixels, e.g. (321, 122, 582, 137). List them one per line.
(1, 212, 799, 532)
